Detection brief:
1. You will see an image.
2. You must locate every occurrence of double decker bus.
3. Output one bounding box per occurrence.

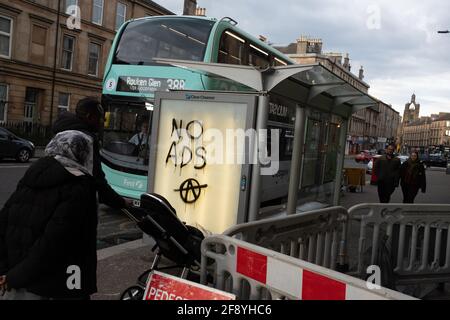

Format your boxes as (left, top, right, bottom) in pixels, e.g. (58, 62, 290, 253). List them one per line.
(101, 15, 294, 201)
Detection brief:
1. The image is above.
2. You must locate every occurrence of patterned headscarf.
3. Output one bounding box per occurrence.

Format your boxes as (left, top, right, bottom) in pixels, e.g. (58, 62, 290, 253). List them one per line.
(45, 130, 94, 176)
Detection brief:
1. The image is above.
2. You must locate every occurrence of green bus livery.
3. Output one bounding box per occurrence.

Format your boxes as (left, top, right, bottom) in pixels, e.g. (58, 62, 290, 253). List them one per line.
(101, 15, 294, 201)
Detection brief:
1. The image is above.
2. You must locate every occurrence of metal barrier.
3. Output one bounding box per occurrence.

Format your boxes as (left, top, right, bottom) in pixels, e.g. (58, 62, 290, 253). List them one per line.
(348, 204, 450, 287)
(223, 207, 349, 271)
(200, 235, 416, 300)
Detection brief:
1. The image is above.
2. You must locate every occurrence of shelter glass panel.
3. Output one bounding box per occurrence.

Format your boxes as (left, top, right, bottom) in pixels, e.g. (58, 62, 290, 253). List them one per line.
(302, 118, 322, 187)
(323, 123, 340, 183)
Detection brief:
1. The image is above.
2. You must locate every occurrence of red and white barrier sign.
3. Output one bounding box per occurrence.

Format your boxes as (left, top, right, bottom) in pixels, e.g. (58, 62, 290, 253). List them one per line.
(236, 246, 391, 300)
(144, 271, 236, 301)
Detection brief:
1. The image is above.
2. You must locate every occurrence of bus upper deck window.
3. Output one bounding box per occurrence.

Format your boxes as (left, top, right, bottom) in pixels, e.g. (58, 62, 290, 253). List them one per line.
(248, 44, 270, 68)
(274, 57, 288, 67)
(114, 18, 215, 65)
(218, 31, 246, 65)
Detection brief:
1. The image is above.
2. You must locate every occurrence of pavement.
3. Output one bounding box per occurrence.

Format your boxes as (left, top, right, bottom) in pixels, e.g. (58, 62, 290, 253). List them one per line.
(91, 165, 450, 300)
(94, 239, 152, 300)
(3, 150, 450, 299)
(340, 166, 450, 208)
(94, 237, 193, 300)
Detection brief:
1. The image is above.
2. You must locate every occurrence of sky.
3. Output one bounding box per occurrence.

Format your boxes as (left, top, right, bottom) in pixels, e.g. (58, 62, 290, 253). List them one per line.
(155, 0, 450, 117)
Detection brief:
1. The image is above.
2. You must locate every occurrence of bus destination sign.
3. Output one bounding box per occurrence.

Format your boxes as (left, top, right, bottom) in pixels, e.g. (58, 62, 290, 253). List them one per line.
(117, 76, 186, 94)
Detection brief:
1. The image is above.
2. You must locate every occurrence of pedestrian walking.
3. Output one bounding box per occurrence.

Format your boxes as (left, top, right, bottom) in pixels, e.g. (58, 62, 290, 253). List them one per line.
(52, 97, 130, 209)
(0, 131, 98, 300)
(400, 151, 426, 203)
(374, 144, 401, 203)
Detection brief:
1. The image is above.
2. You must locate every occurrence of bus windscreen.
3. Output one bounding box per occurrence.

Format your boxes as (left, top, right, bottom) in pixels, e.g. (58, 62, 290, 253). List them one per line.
(114, 18, 215, 66)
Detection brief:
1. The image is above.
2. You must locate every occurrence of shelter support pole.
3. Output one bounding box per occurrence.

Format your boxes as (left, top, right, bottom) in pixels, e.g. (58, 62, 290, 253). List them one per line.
(287, 105, 306, 215)
(248, 93, 269, 222)
(333, 118, 349, 206)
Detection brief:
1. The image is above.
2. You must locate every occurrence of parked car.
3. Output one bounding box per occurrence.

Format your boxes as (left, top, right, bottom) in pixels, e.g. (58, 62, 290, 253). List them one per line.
(367, 155, 382, 174)
(355, 150, 373, 164)
(419, 153, 428, 162)
(398, 155, 409, 164)
(368, 154, 408, 175)
(368, 154, 409, 185)
(0, 128, 35, 163)
(369, 155, 387, 185)
(423, 154, 448, 168)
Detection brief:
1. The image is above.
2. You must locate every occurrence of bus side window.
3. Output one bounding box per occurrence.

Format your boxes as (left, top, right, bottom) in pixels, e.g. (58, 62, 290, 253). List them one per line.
(218, 31, 246, 65)
(248, 44, 270, 68)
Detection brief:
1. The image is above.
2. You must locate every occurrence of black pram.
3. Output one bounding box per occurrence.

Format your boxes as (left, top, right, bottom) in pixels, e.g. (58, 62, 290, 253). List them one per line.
(120, 193, 205, 300)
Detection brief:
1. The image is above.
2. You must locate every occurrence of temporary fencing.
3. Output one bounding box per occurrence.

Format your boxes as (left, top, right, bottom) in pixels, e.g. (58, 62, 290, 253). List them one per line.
(224, 206, 349, 270)
(348, 203, 450, 288)
(200, 235, 416, 300)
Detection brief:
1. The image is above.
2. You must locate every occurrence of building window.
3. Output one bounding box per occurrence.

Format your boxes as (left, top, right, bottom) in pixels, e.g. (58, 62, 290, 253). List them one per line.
(65, 0, 78, 14)
(24, 88, 39, 123)
(115, 3, 127, 31)
(92, 0, 104, 25)
(0, 84, 7, 122)
(58, 93, 70, 115)
(0, 15, 12, 58)
(88, 42, 101, 76)
(31, 25, 47, 65)
(61, 35, 75, 70)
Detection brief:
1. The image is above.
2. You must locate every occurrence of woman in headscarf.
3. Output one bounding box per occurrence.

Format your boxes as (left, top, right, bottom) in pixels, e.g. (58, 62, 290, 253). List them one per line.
(400, 151, 427, 204)
(0, 130, 98, 300)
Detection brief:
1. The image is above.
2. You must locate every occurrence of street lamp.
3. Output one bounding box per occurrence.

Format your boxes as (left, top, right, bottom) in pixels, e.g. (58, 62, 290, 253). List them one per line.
(438, 30, 449, 34)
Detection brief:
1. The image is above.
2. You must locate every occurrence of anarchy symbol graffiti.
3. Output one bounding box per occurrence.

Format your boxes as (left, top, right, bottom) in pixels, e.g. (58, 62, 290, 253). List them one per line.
(175, 179, 208, 204)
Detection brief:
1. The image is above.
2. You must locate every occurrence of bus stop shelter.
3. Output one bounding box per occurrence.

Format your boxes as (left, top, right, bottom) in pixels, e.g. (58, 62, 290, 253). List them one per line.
(149, 58, 378, 233)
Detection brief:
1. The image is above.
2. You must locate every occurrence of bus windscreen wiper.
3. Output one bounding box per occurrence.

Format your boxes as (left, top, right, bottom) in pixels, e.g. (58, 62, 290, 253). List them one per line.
(113, 57, 131, 65)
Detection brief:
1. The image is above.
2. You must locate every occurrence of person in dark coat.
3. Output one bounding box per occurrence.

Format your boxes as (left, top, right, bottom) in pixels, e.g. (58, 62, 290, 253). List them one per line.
(374, 144, 401, 203)
(52, 97, 129, 209)
(0, 131, 98, 300)
(400, 152, 426, 203)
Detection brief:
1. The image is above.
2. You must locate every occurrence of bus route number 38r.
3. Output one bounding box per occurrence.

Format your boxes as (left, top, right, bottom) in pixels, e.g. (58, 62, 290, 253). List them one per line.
(167, 79, 186, 90)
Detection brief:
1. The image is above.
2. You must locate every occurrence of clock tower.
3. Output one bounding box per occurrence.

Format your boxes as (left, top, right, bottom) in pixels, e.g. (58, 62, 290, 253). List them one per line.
(403, 94, 420, 124)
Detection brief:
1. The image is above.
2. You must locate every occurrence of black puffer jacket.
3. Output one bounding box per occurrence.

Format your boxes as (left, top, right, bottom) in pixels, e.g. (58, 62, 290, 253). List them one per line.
(400, 160, 427, 192)
(0, 157, 98, 298)
(53, 112, 126, 209)
(374, 155, 401, 187)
